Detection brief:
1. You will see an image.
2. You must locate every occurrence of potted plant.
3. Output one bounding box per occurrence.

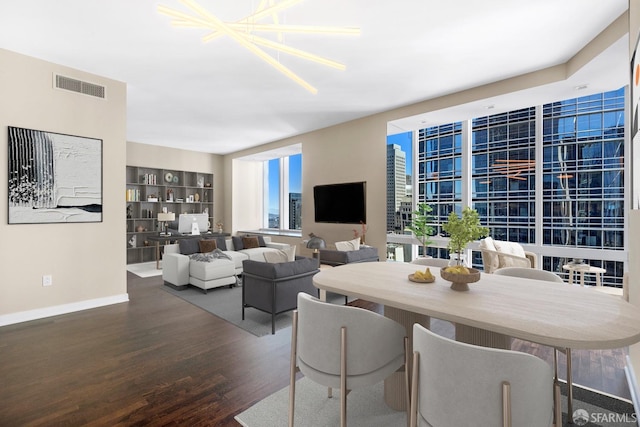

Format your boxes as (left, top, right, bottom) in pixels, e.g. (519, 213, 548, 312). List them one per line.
(442, 207, 489, 266)
(406, 202, 435, 257)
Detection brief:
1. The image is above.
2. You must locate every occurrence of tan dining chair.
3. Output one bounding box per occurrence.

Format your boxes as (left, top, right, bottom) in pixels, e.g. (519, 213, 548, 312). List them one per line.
(289, 292, 409, 427)
(479, 237, 536, 273)
(493, 266, 572, 422)
(410, 257, 450, 268)
(410, 323, 558, 427)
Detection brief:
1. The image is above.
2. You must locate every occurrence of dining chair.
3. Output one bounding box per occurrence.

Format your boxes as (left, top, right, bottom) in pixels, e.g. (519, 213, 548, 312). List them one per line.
(410, 323, 558, 427)
(410, 257, 450, 268)
(493, 266, 571, 422)
(289, 292, 409, 427)
(479, 237, 537, 273)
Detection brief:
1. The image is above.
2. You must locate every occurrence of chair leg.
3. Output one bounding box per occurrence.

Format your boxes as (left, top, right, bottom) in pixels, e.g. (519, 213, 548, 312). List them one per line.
(289, 311, 298, 427)
(502, 381, 512, 427)
(566, 348, 573, 423)
(404, 337, 410, 427)
(340, 326, 347, 427)
(409, 351, 419, 427)
(553, 381, 562, 427)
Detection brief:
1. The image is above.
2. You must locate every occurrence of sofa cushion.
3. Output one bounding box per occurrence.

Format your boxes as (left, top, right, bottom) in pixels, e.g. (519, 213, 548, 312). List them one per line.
(179, 237, 202, 255)
(215, 237, 227, 251)
(335, 238, 360, 252)
(199, 239, 217, 253)
(243, 236, 260, 249)
(264, 245, 297, 263)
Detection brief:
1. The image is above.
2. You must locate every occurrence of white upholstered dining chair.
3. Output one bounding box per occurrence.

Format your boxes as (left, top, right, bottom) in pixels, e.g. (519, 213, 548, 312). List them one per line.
(289, 292, 409, 427)
(493, 266, 572, 422)
(410, 324, 558, 427)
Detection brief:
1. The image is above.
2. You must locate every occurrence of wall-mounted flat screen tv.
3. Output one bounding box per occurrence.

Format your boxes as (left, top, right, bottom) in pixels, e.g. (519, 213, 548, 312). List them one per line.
(313, 181, 366, 224)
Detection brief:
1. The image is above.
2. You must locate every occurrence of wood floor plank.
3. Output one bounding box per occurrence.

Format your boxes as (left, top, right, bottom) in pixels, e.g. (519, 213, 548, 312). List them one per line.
(0, 272, 631, 426)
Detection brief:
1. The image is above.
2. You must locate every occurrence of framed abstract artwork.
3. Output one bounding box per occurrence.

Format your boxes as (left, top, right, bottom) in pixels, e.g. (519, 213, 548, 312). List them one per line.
(8, 126, 102, 224)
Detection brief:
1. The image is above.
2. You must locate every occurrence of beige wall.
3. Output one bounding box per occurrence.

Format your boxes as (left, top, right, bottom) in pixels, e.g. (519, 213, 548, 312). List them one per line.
(127, 141, 225, 231)
(0, 49, 127, 325)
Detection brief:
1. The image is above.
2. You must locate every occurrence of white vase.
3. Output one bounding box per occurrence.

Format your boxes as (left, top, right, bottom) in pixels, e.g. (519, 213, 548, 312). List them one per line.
(448, 253, 467, 267)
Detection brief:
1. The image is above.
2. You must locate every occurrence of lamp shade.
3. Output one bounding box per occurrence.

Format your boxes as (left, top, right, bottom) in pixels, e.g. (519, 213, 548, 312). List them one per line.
(158, 212, 175, 222)
(306, 234, 326, 250)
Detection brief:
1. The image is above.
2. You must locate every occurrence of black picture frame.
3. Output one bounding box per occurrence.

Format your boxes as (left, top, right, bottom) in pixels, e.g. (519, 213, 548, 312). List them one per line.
(8, 126, 103, 224)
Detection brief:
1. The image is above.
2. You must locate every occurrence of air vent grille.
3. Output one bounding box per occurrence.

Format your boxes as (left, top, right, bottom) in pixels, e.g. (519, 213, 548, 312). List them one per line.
(54, 74, 106, 99)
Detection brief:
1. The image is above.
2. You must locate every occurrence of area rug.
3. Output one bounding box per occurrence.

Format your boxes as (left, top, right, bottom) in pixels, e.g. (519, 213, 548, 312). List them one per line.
(235, 377, 636, 427)
(126, 261, 163, 278)
(163, 284, 349, 337)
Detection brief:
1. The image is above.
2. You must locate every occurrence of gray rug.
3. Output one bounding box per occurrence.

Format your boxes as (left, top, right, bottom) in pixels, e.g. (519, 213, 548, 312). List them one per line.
(163, 283, 348, 337)
(235, 378, 636, 427)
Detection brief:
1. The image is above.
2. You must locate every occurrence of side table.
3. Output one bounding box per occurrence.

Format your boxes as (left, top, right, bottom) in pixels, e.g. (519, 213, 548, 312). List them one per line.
(562, 263, 606, 287)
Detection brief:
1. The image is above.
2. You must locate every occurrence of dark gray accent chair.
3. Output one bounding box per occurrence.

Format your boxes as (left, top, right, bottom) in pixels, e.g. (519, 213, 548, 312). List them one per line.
(318, 246, 379, 266)
(242, 256, 320, 334)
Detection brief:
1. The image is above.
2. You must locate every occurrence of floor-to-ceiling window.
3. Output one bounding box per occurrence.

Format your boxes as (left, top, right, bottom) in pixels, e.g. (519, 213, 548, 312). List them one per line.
(264, 153, 302, 231)
(399, 88, 626, 286)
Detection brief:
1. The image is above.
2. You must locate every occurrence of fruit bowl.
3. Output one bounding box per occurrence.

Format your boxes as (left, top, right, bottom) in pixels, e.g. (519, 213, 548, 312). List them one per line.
(408, 273, 435, 283)
(440, 267, 481, 291)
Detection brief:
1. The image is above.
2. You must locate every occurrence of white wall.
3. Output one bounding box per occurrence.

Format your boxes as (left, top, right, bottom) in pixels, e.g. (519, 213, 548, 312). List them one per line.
(0, 49, 127, 325)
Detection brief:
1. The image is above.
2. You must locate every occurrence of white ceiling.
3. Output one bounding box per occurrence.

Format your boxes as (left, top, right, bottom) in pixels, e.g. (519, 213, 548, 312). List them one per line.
(0, 0, 630, 155)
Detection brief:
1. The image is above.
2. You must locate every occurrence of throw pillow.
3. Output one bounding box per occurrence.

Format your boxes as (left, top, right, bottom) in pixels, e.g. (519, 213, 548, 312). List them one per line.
(215, 237, 227, 251)
(179, 237, 201, 255)
(232, 236, 244, 251)
(258, 236, 267, 247)
(264, 245, 297, 263)
(242, 236, 260, 249)
(493, 240, 529, 268)
(335, 237, 361, 252)
(199, 239, 217, 253)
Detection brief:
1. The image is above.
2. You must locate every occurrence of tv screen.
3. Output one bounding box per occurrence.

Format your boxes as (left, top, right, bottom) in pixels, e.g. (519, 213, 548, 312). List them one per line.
(314, 182, 366, 224)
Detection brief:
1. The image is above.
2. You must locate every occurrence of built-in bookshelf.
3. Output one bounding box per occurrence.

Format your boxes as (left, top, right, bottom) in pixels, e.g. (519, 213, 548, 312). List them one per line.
(126, 165, 214, 264)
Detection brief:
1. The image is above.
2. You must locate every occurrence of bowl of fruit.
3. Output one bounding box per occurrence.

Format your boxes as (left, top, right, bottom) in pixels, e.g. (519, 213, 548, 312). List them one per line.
(440, 265, 481, 291)
(408, 267, 436, 283)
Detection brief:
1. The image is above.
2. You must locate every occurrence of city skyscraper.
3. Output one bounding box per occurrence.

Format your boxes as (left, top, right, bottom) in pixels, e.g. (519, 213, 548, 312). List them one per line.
(289, 192, 301, 230)
(386, 143, 406, 232)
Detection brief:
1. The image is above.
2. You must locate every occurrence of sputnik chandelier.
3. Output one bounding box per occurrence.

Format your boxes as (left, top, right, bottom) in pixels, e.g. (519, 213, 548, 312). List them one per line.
(157, 0, 360, 94)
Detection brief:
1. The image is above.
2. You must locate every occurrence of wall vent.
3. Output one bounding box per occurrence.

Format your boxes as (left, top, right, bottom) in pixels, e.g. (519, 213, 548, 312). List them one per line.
(54, 74, 106, 99)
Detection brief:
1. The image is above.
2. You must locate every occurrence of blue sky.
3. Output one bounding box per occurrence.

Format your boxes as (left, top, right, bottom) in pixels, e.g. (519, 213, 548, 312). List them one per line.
(387, 131, 413, 174)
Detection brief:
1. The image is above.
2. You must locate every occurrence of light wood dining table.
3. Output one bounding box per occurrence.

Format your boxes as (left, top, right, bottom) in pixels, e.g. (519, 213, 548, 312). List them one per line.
(313, 261, 640, 411)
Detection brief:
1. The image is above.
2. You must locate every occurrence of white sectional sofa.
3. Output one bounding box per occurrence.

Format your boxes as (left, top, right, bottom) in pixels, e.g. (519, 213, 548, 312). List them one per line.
(162, 235, 291, 293)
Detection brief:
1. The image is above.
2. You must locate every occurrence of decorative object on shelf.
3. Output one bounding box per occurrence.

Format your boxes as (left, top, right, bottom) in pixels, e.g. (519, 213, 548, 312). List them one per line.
(147, 194, 158, 202)
(406, 202, 436, 258)
(352, 221, 368, 245)
(158, 212, 175, 236)
(127, 204, 132, 219)
(128, 235, 137, 248)
(203, 191, 208, 202)
(440, 266, 481, 291)
(167, 188, 174, 202)
(216, 220, 223, 233)
(194, 192, 200, 202)
(306, 233, 326, 259)
(8, 126, 102, 224)
(188, 195, 194, 203)
(197, 176, 204, 187)
(205, 182, 212, 187)
(136, 225, 145, 232)
(164, 172, 173, 183)
(442, 207, 488, 266)
(173, 175, 179, 183)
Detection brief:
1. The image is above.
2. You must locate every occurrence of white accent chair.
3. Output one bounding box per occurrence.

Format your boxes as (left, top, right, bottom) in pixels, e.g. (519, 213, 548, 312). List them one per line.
(494, 266, 571, 422)
(410, 323, 557, 427)
(289, 293, 409, 427)
(479, 236, 537, 273)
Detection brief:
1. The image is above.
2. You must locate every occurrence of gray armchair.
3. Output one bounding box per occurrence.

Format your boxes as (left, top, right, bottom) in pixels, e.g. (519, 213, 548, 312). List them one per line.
(318, 246, 379, 266)
(242, 256, 320, 334)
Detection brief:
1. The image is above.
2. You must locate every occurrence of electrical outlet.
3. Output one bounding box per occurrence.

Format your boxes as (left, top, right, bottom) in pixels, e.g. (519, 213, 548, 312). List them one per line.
(42, 275, 53, 287)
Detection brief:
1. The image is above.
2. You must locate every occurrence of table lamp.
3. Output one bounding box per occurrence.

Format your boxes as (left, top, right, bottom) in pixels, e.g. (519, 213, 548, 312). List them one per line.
(158, 212, 175, 236)
(306, 233, 326, 259)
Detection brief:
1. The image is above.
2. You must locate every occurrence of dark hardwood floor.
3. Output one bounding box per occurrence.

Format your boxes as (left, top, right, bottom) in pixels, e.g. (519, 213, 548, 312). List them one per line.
(0, 272, 630, 426)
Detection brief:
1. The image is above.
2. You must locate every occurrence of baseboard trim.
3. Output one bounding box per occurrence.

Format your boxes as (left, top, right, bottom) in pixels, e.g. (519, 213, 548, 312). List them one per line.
(0, 294, 129, 327)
